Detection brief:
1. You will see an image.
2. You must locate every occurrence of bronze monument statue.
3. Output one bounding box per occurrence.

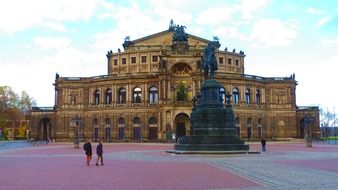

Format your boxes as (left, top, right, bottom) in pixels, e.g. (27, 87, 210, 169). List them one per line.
(170, 38, 250, 154)
(201, 40, 220, 79)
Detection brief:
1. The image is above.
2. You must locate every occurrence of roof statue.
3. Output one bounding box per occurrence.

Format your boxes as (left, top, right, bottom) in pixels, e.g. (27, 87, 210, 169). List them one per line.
(201, 39, 221, 79)
(168, 19, 175, 31)
(172, 25, 188, 43)
(122, 36, 133, 50)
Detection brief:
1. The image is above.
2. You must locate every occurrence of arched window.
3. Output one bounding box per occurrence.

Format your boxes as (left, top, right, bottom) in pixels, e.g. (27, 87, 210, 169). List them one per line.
(94, 90, 100, 105)
(245, 88, 251, 104)
(118, 88, 126, 104)
(133, 117, 141, 124)
(104, 118, 111, 127)
(149, 117, 157, 124)
(247, 118, 252, 125)
(232, 87, 239, 104)
(133, 87, 142, 103)
(118, 117, 125, 125)
(258, 118, 262, 125)
(93, 118, 99, 127)
(149, 86, 158, 104)
(105, 89, 112, 104)
(235, 117, 240, 125)
(219, 87, 225, 103)
(256, 89, 261, 104)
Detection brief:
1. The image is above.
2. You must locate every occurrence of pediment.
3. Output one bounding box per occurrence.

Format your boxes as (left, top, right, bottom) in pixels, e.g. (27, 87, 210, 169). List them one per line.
(127, 30, 210, 48)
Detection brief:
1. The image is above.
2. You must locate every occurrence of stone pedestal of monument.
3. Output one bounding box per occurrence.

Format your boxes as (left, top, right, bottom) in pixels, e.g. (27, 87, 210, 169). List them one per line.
(173, 79, 249, 153)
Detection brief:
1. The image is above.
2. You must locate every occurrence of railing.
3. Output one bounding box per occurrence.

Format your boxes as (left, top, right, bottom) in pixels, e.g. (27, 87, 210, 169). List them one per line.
(297, 106, 319, 110)
(61, 72, 161, 82)
(31, 107, 55, 112)
(60, 71, 295, 83)
(242, 74, 294, 81)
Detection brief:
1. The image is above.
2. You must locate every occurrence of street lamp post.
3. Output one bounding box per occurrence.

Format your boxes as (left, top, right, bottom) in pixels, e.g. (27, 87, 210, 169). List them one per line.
(73, 115, 80, 149)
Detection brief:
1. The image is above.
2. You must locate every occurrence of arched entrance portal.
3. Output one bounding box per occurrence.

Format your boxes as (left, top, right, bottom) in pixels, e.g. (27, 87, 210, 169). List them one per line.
(104, 118, 111, 142)
(300, 118, 305, 138)
(133, 117, 141, 141)
(39, 118, 52, 141)
(174, 113, 190, 142)
(118, 117, 125, 140)
(148, 117, 158, 140)
(93, 119, 99, 142)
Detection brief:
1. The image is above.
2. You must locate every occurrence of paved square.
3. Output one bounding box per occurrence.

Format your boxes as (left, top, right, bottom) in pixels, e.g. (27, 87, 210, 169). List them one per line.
(1, 141, 338, 190)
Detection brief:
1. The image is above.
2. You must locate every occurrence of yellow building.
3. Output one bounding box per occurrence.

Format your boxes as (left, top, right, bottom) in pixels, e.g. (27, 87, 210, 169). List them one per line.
(30, 22, 319, 142)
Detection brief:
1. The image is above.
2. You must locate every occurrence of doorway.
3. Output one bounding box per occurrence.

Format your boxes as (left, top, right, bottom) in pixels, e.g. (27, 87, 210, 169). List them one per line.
(39, 118, 51, 141)
(174, 113, 190, 142)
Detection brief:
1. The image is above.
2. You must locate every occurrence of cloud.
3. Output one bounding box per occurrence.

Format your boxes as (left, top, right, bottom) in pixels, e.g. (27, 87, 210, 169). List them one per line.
(0, 0, 102, 34)
(315, 16, 332, 28)
(44, 22, 68, 32)
(93, 30, 125, 53)
(318, 38, 338, 47)
(306, 7, 326, 15)
(213, 26, 248, 41)
(34, 37, 72, 50)
(0, 44, 105, 106)
(240, 0, 270, 20)
(325, 15, 338, 30)
(95, 1, 175, 52)
(249, 18, 298, 47)
(296, 54, 338, 108)
(196, 6, 236, 25)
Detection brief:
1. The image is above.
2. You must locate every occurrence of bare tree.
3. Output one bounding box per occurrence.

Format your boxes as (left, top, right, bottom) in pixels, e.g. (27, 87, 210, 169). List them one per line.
(320, 108, 338, 128)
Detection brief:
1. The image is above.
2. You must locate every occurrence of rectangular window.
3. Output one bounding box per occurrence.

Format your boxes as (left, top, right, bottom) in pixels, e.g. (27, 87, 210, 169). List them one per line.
(235, 60, 239, 66)
(152, 55, 158, 62)
(228, 58, 232, 65)
(141, 56, 147, 63)
(219, 57, 223, 64)
(131, 57, 136, 64)
(122, 58, 126, 65)
(113, 59, 118, 65)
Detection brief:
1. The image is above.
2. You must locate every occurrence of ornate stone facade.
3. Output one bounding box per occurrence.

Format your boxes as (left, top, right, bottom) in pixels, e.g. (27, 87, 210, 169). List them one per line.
(30, 23, 319, 142)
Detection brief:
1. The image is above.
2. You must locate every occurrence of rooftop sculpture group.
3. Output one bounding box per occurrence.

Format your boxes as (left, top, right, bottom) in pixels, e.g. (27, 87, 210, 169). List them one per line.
(172, 25, 189, 43)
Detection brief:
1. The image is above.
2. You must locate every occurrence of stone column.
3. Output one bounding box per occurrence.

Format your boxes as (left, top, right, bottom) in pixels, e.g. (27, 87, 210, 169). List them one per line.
(192, 80, 195, 97)
(127, 83, 130, 106)
(144, 83, 148, 106)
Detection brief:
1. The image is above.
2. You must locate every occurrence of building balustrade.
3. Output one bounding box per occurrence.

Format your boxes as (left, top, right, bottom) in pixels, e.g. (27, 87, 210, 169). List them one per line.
(32, 107, 55, 112)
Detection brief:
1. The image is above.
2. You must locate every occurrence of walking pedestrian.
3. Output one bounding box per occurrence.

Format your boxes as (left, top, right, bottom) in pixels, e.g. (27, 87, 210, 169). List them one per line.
(96, 140, 103, 166)
(261, 138, 266, 151)
(83, 141, 92, 166)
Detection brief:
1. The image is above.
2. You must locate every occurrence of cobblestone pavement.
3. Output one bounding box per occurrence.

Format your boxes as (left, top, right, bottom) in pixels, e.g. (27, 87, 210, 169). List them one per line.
(1, 141, 338, 190)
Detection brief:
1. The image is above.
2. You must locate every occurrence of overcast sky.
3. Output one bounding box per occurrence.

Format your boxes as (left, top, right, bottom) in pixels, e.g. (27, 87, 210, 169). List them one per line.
(0, 0, 337, 111)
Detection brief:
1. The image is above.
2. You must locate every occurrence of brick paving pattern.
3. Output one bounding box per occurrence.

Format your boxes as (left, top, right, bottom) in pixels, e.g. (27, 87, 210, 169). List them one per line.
(1, 141, 338, 190)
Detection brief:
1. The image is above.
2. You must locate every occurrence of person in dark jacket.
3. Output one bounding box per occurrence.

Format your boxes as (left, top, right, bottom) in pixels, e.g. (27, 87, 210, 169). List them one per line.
(96, 140, 103, 166)
(83, 141, 92, 166)
(261, 138, 266, 151)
